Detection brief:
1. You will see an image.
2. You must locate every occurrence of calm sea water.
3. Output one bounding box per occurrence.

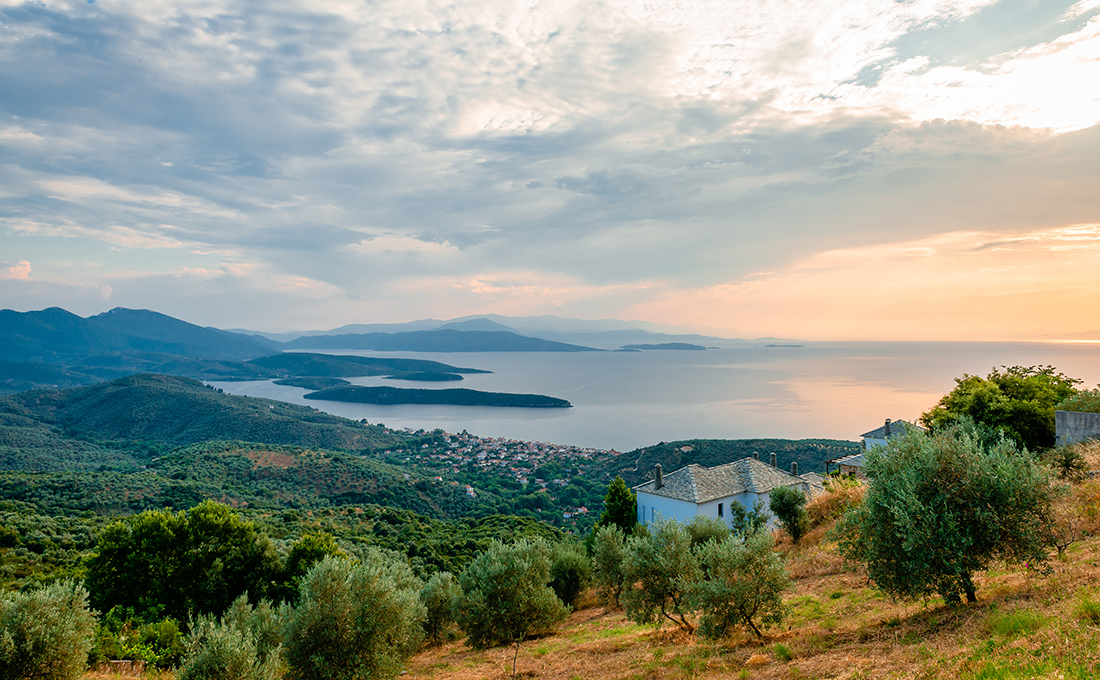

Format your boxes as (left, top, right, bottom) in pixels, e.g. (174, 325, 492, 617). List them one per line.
(209, 342, 1100, 452)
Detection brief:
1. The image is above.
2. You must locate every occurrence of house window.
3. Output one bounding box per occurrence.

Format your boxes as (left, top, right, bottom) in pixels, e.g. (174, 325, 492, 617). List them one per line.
(718, 503, 723, 517)
(639, 505, 645, 523)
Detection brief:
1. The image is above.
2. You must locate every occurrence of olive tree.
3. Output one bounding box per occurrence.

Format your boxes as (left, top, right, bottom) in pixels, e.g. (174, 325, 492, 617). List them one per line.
(621, 519, 699, 633)
(176, 595, 285, 680)
(591, 524, 627, 607)
(284, 553, 425, 680)
(419, 572, 461, 645)
(455, 539, 568, 678)
(0, 580, 96, 680)
(689, 531, 790, 638)
(838, 426, 1054, 604)
(768, 485, 808, 544)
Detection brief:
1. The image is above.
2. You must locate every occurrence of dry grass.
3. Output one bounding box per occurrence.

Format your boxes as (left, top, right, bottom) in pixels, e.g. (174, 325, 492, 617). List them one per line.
(405, 502, 1100, 680)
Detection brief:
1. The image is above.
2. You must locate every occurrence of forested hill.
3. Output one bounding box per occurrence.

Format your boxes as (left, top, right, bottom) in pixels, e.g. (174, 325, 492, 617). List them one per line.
(583, 437, 860, 485)
(285, 328, 600, 352)
(2, 373, 400, 450)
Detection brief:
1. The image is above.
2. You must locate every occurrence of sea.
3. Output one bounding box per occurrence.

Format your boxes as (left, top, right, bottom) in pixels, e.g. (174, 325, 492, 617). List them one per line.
(208, 341, 1100, 453)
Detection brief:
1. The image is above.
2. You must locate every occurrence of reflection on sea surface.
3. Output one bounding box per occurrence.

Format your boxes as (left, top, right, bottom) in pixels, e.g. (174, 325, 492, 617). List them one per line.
(209, 341, 1100, 452)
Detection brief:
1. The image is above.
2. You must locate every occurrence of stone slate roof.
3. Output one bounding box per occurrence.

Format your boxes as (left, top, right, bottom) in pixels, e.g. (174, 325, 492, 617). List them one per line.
(860, 419, 924, 439)
(832, 453, 865, 468)
(633, 457, 814, 504)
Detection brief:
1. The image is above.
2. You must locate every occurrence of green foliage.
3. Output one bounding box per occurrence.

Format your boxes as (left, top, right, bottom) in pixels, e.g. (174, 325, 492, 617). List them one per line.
(837, 426, 1054, 604)
(92, 608, 185, 669)
(685, 515, 731, 549)
(84, 501, 282, 622)
(591, 524, 627, 607)
(768, 485, 808, 544)
(454, 539, 568, 649)
(689, 532, 790, 639)
(622, 519, 699, 633)
(176, 595, 285, 680)
(548, 541, 590, 608)
(1045, 446, 1088, 481)
(1056, 387, 1100, 414)
(420, 572, 461, 645)
(597, 476, 637, 532)
(276, 532, 346, 603)
(1077, 599, 1100, 624)
(0, 580, 96, 680)
(729, 499, 769, 538)
(284, 554, 425, 680)
(773, 643, 793, 662)
(920, 365, 1081, 451)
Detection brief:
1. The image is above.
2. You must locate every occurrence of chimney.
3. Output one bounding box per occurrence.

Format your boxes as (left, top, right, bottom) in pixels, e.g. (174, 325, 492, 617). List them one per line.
(769, 453, 777, 468)
(884, 418, 892, 437)
(791, 462, 798, 476)
(754, 451, 760, 460)
(654, 464, 663, 490)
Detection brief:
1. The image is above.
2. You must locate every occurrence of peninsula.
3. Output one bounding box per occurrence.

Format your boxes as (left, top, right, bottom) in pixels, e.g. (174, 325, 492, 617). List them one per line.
(303, 385, 572, 408)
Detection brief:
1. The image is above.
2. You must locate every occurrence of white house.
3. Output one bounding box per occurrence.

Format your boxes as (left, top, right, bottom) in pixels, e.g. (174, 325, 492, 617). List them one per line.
(632, 457, 822, 529)
(826, 419, 926, 478)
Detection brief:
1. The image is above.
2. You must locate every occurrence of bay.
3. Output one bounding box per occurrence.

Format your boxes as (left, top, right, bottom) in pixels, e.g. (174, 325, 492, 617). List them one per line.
(209, 341, 1100, 452)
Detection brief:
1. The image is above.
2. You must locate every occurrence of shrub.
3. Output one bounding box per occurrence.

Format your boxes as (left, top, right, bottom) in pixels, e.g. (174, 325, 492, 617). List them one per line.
(549, 542, 591, 608)
(689, 531, 790, 639)
(420, 572, 461, 645)
(1045, 446, 1087, 481)
(729, 499, 769, 537)
(769, 485, 809, 544)
(284, 553, 425, 680)
(622, 519, 699, 633)
(1077, 599, 1100, 624)
(685, 515, 730, 549)
(0, 580, 96, 680)
(176, 596, 284, 680)
(591, 525, 627, 607)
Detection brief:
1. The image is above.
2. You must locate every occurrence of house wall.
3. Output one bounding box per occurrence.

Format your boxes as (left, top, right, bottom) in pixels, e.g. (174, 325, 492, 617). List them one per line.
(637, 490, 781, 529)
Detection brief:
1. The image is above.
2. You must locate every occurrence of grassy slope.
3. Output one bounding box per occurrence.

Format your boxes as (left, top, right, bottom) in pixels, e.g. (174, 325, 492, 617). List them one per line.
(3, 373, 401, 450)
(405, 443, 1100, 680)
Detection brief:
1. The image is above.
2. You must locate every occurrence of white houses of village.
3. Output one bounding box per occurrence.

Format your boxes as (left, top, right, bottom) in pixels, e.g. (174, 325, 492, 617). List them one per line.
(633, 454, 823, 529)
(825, 418, 925, 478)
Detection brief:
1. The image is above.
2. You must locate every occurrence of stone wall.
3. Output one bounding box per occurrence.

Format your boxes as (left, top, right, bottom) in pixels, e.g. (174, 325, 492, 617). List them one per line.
(1055, 410, 1100, 447)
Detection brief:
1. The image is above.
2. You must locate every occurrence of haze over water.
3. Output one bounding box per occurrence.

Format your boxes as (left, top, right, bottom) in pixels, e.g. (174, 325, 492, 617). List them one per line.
(211, 341, 1100, 453)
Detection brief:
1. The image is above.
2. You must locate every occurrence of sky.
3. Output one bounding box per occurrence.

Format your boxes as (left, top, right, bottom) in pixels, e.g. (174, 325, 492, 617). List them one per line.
(0, 0, 1098, 339)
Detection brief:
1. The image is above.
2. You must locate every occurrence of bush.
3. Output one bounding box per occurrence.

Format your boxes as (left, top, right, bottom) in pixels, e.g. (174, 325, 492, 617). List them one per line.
(729, 499, 769, 537)
(685, 515, 730, 549)
(0, 580, 96, 680)
(92, 608, 185, 669)
(549, 542, 591, 608)
(284, 553, 425, 680)
(1045, 446, 1087, 481)
(622, 519, 699, 633)
(689, 531, 790, 639)
(768, 485, 808, 544)
(591, 525, 627, 607)
(176, 596, 284, 680)
(420, 572, 461, 645)
(455, 539, 568, 650)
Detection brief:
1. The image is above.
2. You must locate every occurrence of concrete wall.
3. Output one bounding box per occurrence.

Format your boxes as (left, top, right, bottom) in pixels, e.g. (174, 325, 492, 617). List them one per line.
(1056, 410, 1100, 447)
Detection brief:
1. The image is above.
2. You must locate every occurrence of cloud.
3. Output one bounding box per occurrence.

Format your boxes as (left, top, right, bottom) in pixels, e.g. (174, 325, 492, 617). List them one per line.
(0, 0, 1098, 335)
(0, 259, 30, 280)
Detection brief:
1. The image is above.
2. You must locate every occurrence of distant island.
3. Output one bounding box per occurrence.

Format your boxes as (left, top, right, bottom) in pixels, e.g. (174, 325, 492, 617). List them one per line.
(273, 376, 351, 390)
(287, 329, 599, 353)
(384, 372, 464, 382)
(303, 386, 572, 408)
(765, 344, 804, 348)
(619, 342, 706, 351)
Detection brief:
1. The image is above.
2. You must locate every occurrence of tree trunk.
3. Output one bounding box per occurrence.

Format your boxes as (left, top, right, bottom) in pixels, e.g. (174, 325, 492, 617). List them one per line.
(962, 574, 977, 603)
(513, 640, 520, 680)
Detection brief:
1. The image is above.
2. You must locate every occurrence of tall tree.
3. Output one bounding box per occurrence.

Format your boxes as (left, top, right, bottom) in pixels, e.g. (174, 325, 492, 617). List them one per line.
(598, 476, 637, 531)
(837, 426, 1054, 603)
(85, 501, 281, 622)
(920, 365, 1080, 451)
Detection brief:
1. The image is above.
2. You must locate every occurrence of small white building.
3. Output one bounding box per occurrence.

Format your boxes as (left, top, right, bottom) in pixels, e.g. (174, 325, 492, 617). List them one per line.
(633, 457, 822, 529)
(826, 419, 926, 478)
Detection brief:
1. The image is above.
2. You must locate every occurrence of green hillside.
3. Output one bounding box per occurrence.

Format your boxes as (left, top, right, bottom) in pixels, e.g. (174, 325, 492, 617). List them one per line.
(582, 437, 859, 485)
(4, 373, 400, 450)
